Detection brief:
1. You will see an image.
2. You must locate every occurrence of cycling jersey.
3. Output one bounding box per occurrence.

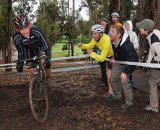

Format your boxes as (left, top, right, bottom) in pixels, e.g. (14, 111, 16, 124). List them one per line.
(12, 26, 51, 62)
(80, 34, 114, 62)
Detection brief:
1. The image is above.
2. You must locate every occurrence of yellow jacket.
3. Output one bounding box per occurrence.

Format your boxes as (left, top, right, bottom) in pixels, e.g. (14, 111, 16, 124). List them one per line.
(80, 34, 114, 62)
(115, 22, 122, 26)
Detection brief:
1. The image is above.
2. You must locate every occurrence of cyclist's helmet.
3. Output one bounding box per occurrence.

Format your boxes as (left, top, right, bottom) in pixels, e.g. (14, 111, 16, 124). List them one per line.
(14, 15, 30, 30)
(111, 12, 120, 18)
(91, 24, 104, 33)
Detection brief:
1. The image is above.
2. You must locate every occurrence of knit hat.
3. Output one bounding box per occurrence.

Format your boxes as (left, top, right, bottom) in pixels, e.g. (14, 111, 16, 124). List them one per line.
(136, 19, 155, 31)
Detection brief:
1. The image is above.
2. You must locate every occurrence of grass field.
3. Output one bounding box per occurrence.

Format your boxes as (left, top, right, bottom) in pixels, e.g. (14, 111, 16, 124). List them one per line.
(51, 43, 83, 58)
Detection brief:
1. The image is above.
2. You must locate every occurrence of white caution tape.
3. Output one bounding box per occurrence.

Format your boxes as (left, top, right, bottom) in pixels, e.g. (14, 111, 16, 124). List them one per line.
(105, 58, 160, 68)
(0, 63, 16, 67)
(0, 55, 90, 67)
(0, 55, 160, 69)
(52, 55, 90, 61)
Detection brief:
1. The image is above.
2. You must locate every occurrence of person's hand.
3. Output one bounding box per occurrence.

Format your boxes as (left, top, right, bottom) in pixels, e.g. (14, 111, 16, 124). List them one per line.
(120, 73, 127, 83)
(16, 61, 24, 72)
(87, 49, 93, 54)
(110, 58, 116, 67)
(78, 43, 83, 48)
(45, 59, 51, 69)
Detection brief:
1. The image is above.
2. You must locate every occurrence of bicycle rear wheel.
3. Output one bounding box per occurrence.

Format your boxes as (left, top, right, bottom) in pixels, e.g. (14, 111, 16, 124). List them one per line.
(29, 76, 49, 123)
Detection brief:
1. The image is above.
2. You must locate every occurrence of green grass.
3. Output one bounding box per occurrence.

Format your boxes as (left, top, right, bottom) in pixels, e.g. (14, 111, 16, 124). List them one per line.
(51, 43, 83, 58)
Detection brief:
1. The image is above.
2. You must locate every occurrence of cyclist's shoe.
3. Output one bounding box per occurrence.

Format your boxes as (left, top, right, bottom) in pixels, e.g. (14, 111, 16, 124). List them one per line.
(145, 105, 159, 112)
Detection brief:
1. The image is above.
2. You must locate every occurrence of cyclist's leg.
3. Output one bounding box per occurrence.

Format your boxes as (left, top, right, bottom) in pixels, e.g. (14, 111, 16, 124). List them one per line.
(27, 62, 36, 82)
(99, 61, 107, 85)
(38, 50, 52, 78)
(107, 62, 113, 94)
(45, 68, 52, 78)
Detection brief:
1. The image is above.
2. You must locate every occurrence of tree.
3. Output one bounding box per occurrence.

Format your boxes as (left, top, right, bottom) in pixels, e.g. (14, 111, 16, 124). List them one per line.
(0, 0, 12, 64)
(120, 0, 137, 21)
(36, 0, 59, 48)
(110, 0, 120, 14)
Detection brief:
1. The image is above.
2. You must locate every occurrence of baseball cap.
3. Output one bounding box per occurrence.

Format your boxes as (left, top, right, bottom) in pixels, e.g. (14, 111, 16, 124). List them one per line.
(136, 19, 155, 31)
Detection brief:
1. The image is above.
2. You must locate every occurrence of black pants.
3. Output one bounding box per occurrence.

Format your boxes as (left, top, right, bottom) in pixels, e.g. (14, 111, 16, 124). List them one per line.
(99, 61, 108, 85)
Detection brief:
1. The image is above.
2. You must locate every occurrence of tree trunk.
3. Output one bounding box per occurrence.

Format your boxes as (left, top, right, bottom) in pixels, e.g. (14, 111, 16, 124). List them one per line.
(5, 0, 12, 64)
(110, 0, 120, 14)
(2, 0, 12, 71)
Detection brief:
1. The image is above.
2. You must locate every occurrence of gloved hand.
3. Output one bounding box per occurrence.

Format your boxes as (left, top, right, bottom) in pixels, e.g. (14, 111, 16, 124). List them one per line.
(16, 61, 24, 72)
(45, 59, 51, 69)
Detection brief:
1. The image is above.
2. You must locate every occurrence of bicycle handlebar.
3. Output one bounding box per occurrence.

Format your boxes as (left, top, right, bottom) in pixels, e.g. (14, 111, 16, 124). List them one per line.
(17, 55, 47, 63)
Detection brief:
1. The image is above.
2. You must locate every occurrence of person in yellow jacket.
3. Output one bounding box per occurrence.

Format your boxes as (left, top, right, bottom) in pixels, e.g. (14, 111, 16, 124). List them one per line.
(78, 24, 114, 87)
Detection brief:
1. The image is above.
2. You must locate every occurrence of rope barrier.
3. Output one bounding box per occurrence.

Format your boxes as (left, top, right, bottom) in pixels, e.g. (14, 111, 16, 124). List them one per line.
(0, 55, 160, 69)
(105, 59, 160, 68)
(0, 55, 90, 68)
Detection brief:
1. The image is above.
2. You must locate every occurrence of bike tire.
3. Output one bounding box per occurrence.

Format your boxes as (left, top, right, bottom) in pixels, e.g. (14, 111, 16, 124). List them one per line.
(29, 76, 49, 123)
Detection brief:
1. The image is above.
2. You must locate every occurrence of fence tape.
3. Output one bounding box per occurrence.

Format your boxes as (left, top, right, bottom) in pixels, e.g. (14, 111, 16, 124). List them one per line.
(105, 59, 160, 68)
(0, 55, 160, 69)
(0, 55, 90, 67)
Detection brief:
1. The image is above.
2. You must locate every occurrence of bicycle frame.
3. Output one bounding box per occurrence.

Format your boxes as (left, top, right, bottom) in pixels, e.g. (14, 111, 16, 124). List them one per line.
(28, 56, 49, 123)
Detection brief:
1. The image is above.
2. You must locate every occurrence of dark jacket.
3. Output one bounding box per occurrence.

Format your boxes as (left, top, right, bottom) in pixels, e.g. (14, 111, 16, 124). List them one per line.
(12, 26, 51, 62)
(114, 37, 138, 74)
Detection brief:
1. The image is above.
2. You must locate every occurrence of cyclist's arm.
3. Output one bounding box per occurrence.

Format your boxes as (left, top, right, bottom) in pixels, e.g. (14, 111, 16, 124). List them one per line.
(44, 48, 51, 59)
(12, 34, 25, 62)
(33, 28, 51, 59)
(80, 38, 96, 49)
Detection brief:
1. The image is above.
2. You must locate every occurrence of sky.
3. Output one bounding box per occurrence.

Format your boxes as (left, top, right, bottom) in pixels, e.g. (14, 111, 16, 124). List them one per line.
(13, 0, 89, 20)
(37, 0, 89, 20)
(69, 0, 89, 20)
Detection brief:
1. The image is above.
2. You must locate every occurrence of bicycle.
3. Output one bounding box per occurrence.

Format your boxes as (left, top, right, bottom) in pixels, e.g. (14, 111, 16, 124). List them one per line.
(26, 55, 49, 123)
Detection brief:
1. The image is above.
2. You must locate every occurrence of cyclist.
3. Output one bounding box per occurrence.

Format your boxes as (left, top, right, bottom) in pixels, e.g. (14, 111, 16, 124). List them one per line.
(100, 18, 114, 96)
(12, 14, 51, 82)
(111, 12, 122, 26)
(78, 24, 114, 88)
(136, 19, 160, 112)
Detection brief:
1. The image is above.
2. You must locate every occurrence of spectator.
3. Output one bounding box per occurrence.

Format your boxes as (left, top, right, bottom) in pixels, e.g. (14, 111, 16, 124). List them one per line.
(111, 12, 122, 26)
(123, 20, 139, 50)
(107, 25, 138, 109)
(100, 18, 114, 95)
(136, 19, 160, 112)
(78, 24, 114, 88)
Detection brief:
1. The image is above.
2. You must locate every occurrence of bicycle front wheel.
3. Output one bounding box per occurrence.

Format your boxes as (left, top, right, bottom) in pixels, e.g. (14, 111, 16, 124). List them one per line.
(29, 76, 49, 123)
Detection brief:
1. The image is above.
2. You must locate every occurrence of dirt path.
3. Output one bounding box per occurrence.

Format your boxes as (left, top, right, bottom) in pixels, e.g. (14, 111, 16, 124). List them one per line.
(0, 69, 160, 130)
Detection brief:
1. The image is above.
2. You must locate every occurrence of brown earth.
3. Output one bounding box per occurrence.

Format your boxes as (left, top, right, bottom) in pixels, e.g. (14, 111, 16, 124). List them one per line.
(0, 68, 160, 130)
